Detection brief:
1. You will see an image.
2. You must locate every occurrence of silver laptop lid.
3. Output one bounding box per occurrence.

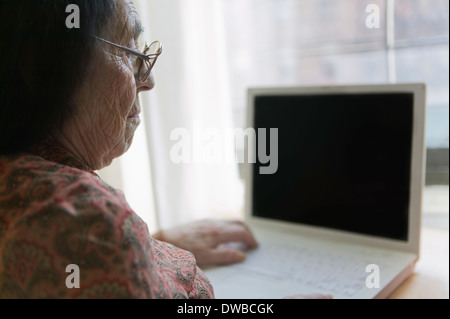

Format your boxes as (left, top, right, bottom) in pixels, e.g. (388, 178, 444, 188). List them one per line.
(244, 83, 427, 255)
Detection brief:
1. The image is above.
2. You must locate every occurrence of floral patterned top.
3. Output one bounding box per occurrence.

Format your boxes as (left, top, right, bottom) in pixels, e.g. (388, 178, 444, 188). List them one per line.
(0, 143, 214, 299)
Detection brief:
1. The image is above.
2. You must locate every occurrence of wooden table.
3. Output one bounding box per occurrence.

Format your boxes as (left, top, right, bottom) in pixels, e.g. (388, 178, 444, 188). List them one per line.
(388, 227, 449, 299)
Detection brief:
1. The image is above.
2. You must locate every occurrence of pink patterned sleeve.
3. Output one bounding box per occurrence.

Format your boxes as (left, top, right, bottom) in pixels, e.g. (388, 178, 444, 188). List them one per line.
(0, 155, 214, 299)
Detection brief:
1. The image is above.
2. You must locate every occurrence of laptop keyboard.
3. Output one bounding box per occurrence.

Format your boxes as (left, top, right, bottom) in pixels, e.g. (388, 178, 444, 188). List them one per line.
(236, 242, 385, 297)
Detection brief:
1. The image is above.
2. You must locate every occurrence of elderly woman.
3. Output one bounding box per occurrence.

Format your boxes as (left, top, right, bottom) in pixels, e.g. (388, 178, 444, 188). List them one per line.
(0, 0, 330, 299)
(0, 0, 263, 299)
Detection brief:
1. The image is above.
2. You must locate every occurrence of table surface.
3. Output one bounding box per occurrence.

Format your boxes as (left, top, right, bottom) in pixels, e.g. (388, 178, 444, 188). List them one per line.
(388, 227, 449, 299)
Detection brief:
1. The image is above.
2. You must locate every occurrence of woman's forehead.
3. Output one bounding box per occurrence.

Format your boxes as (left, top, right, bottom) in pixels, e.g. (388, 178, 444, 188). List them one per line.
(116, 0, 143, 39)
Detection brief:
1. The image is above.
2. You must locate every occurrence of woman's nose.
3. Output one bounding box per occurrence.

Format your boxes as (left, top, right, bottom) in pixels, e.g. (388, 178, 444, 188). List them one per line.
(137, 72, 155, 92)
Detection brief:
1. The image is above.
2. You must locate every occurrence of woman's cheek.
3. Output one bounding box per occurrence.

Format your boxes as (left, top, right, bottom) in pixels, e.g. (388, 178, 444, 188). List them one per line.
(110, 65, 136, 117)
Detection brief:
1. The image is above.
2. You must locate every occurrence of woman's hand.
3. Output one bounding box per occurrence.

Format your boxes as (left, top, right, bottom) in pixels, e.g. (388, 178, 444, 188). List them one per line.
(153, 219, 258, 267)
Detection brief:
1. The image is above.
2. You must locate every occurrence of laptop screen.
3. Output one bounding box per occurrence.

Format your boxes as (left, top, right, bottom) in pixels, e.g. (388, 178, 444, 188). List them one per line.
(252, 93, 414, 241)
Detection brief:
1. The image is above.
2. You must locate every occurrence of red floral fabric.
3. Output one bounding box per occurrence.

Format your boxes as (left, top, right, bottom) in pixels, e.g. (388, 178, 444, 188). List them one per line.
(0, 144, 214, 299)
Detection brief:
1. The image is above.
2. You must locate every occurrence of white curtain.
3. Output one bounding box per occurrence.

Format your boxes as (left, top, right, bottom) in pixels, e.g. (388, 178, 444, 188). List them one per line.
(103, 0, 244, 231)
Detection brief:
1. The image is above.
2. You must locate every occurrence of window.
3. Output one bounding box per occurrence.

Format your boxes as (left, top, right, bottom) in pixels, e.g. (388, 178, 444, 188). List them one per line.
(222, 0, 449, 185)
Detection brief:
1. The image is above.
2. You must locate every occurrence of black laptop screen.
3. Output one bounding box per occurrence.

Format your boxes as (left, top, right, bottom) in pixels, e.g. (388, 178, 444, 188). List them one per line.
(252, 93, 414, 241)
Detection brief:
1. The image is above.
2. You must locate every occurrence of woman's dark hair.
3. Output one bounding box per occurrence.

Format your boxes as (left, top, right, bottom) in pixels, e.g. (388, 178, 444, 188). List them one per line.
(0, 0, 117, 154)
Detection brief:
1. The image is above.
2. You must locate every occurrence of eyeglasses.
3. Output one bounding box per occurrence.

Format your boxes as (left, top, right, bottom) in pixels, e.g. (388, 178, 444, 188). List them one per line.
(92, 36, 163, 82)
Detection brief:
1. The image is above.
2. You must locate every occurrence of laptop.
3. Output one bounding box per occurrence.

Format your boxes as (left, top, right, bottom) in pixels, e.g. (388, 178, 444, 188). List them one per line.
(204, 83, 427, 299)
